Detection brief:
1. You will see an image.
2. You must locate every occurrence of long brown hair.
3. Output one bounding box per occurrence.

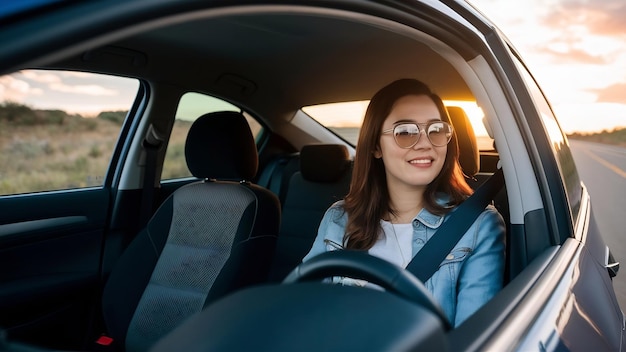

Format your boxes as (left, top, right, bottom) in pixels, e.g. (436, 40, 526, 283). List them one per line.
(343, 79, 473, 250)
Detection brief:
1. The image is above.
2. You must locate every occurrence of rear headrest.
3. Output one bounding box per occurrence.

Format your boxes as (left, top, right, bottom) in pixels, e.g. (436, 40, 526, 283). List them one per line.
(300, 144, 351, 183)
(446, 106, 479, 177)
(184, 111, 258, 180)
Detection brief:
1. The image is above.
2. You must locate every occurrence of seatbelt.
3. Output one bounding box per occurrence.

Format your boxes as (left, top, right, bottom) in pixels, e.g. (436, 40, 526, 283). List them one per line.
(257, 157, 280, 189)
(139, 124, 164, 228)
(258, 153, 299, 204)
(405, 167, 504, 282)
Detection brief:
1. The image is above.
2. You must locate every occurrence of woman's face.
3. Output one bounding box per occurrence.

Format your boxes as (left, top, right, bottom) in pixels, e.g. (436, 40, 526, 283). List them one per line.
(375, 94, 447, 192)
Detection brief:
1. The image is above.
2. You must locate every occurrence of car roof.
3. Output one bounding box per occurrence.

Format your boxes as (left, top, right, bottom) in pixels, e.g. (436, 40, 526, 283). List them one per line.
(2, 2, 492, 121)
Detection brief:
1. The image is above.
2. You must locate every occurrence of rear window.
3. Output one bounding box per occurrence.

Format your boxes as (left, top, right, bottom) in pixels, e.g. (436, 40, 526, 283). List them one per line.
(161, 92, 263, 180)
(303, 100, 493, 150)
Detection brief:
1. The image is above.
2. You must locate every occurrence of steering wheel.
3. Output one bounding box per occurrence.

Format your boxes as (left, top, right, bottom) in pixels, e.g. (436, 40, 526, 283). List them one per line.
(283, 250, 451, 330)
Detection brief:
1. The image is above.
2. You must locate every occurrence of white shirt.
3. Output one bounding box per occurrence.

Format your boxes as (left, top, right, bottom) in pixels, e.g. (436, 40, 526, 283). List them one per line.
(369, 220, 413, 268)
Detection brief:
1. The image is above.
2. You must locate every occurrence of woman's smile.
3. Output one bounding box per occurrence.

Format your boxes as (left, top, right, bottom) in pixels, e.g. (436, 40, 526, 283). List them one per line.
(408, 157, 435, 167)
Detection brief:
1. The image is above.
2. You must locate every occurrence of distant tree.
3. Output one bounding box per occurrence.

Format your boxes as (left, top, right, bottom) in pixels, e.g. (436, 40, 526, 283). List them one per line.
(0, 101, 37, 123)
(36, 109, 67, 125)
(0, 102, 73, 125)
(568, 127, 626, 146)
(98, 111, 127, 124)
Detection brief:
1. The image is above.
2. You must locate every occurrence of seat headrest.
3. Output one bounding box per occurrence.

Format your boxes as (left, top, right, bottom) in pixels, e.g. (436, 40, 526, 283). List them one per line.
(300, 144, 351, 183)
(184, 111, 258, 180)
(446, 106, 479, 177)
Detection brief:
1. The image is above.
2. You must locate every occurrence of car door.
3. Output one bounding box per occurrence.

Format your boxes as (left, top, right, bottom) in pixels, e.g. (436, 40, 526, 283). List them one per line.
(0, 69, 142, 350)
(504, 51, 624, 351)
(443, 1, 624, 349)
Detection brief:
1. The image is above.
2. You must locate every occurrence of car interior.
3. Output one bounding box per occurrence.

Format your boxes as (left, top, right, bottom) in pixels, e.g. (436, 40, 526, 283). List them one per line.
(0, 3, 565, 351)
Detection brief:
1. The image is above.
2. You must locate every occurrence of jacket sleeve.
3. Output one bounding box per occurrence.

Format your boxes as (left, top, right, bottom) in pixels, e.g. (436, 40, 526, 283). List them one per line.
(302, 202, 345, 263)
(454, 206, 506, 326)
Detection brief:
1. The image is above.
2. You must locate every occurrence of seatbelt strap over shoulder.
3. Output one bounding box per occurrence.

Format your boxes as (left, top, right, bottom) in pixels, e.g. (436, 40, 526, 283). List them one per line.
(139, 124, 164, 228)
(405, 167, 504, 282)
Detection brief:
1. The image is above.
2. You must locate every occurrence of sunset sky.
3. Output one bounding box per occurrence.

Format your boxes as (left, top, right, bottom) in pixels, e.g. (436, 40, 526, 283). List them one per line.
(1, 1, 625, 134)
(469, 0, 626, 133)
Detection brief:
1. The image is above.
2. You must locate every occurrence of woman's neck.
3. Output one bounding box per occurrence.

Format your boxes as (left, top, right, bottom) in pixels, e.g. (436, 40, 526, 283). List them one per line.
(387, 183, 425, 224)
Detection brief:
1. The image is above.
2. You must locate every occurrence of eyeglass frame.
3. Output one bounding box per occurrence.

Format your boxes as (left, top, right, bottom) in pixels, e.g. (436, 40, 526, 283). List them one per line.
(381, 121, 453, 148)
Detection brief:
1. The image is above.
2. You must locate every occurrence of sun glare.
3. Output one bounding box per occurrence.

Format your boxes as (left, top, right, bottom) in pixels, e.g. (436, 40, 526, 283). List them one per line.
(303, 99, 488, 136)
(302, 100, 369, 128)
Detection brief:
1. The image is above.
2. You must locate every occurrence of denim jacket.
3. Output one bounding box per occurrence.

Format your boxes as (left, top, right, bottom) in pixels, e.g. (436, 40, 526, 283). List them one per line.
(302, 197, 506, 327)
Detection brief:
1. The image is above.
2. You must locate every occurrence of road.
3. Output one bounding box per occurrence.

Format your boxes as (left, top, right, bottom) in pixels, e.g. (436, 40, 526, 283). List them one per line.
(569, 140, 626, 310)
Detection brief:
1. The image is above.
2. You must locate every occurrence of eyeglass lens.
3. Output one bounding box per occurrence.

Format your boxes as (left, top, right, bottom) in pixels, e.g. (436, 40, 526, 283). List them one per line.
(393, 122, 452, 147)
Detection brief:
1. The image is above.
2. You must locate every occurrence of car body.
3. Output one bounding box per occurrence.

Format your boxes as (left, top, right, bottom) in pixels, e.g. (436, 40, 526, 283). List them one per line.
(0, 0, 623, 351)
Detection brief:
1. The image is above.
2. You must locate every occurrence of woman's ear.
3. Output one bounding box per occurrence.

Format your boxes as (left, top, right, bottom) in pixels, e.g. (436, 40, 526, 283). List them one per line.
(373, 146, 382, 159)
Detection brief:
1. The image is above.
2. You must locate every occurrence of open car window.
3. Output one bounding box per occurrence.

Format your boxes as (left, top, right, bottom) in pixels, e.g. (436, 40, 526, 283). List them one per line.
(0, 69, 138, 196)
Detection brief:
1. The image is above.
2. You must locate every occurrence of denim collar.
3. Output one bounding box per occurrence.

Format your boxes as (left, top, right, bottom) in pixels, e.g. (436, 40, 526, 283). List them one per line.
(414, 208, 444, 229)
(412, 193, 451, 229)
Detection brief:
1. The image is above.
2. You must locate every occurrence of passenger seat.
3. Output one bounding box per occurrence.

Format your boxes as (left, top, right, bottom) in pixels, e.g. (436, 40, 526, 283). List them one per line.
(101, 111, 281, 351)
(268, 144, 352, 281)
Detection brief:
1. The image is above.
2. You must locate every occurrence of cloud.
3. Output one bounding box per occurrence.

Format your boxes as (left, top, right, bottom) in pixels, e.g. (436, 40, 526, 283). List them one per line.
(0, 75, 43, 102)
(543, 0, 626, 37)
(592, 83, 626, 103)
(533, 1, 626, 65)
(18, 70, 118, 96)
(1, 70, 119, 103)
(537, 45, 609, 64)
(48, 83, 117, 96)
(20, 70, 61, 84)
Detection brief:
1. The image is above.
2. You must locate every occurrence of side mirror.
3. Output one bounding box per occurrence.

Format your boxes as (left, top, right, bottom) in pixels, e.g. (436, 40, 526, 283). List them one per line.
(606, 248, 620, 278)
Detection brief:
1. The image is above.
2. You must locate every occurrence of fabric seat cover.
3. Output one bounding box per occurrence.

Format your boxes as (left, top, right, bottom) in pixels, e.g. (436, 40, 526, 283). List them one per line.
(102, 111, 280, 351)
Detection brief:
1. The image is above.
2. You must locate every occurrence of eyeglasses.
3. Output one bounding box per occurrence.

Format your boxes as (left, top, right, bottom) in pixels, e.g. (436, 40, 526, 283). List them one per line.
(382, 121, 453, 148)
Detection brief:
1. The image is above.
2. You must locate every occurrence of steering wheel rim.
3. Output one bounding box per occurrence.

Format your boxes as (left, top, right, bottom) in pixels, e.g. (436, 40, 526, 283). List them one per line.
(283, 250, 451, 330)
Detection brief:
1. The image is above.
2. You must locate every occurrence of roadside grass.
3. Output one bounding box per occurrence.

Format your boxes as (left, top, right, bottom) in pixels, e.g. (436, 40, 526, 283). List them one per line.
(162, 121, 192, 180)
(0, 116, 192, 195)
(0, 103, 131, 195)
(0, 118, 122, 194)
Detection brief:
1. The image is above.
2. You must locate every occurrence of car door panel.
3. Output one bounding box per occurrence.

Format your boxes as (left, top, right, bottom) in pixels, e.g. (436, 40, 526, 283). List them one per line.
(0, 189, 109, 348)
(515, 242, 622, 351)
(490, 194, 624, 351)
(569, 243, 624, 351)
